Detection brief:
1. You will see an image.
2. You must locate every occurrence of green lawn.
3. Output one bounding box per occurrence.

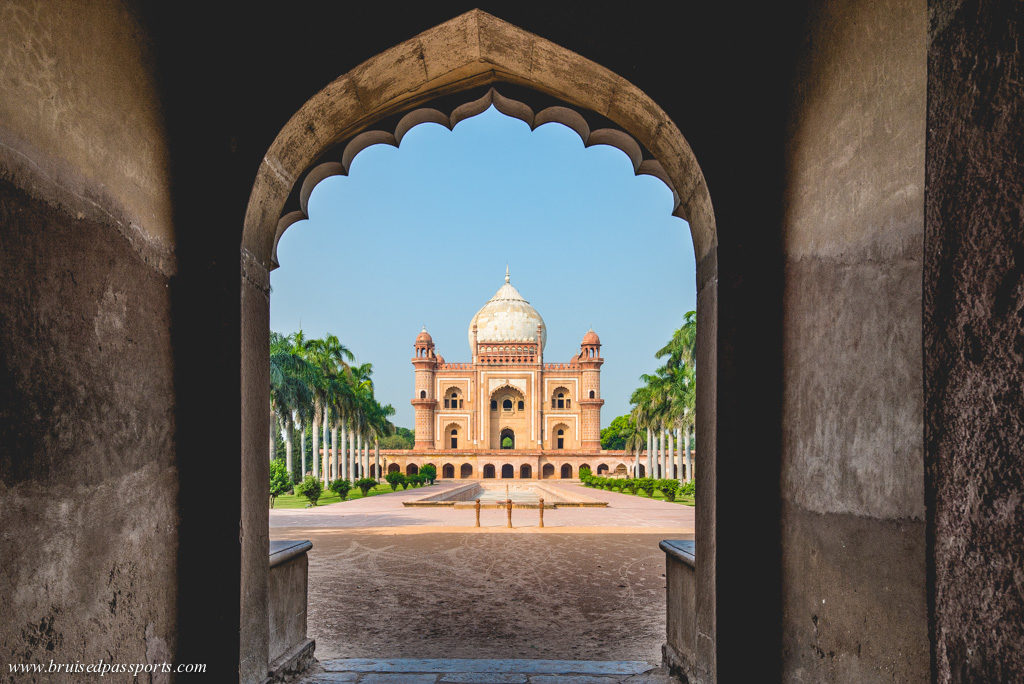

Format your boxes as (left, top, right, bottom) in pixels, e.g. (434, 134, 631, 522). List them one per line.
(586, 485, 695, 507)
(270, 482, 437, 509)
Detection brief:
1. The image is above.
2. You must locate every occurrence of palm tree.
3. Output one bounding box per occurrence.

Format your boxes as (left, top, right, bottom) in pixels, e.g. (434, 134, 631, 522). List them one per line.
(368, 401, 396, 481)
(269, 332, 313, 473)
(657, 312, 697, 482)
(300, 334, 354, 485)
(347, 362, 374, 479)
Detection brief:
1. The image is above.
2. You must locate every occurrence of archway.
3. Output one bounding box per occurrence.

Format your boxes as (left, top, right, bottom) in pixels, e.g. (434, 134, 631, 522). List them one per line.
(370, 465, 378, 478)
(596, 464, 609, 475)
(501, 464, 514, 479)
(520, 464, 532, 479)
(442, 463, 455, 479)
(542, 464, 555, 479)
(240, 9, 718, 679)
(579, 463, 591, 475)
(460, 463, 474, 479)
(500, 428, 515, 450)
(614, 464, 628, 477)
(388, 463, 400, 474)
(483, 464, 495, 479)
(560, 464, 573, 479)
(406, 463, 419, 476)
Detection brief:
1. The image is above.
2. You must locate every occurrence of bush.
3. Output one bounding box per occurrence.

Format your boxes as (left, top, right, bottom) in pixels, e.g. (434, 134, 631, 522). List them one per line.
(579, 466, 592, 480)
(636, 477, 657, 497)
(420, 464, 437, 484)
(385, 471, 404, 491)
(681, 480, 695, 496)
(354, 477, 377, 496)
(269, 458, 292, 508)
(621, 478, 638, 494)
(658, 479, 680, 502)
(329, 478, 352, 500)
(295, 475, 322, 506)
(400, 474, 411, 490)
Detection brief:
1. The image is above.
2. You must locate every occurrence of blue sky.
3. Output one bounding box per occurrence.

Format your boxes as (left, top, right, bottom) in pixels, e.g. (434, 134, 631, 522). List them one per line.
(270, 106, 695, 429)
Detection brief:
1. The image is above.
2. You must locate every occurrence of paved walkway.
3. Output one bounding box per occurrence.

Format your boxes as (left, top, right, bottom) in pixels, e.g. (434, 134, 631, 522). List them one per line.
(299, 658, 676, 683)
(270, 481, 693, 535)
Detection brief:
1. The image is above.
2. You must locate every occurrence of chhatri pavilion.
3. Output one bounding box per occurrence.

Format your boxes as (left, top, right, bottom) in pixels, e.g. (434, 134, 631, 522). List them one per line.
(381, 268, 629, 480)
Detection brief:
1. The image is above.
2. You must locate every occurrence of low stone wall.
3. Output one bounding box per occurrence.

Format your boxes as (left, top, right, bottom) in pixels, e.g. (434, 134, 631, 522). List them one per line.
(267, 540, 315, 682)
(661, 540, 706, 683)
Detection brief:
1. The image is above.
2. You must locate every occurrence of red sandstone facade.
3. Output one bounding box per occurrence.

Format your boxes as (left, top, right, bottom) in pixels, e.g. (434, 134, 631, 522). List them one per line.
(386, 270, 627, 479)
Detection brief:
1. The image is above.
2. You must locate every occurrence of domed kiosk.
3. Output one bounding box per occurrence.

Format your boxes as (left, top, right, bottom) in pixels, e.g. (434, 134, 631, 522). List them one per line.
(388, 268, 621, 481)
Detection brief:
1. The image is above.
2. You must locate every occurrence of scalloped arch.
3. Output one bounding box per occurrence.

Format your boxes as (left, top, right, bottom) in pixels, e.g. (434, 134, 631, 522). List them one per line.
(242, 9, 715, 272)
(272, 89, 686, 269)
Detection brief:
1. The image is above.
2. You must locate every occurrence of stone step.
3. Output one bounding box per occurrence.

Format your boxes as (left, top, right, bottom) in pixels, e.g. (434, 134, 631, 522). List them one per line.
(298, 658, 675, 683)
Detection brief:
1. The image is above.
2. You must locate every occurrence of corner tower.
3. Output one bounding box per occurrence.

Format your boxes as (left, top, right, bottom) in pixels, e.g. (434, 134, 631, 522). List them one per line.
(411, 327, 437, 449)
(578, 329, 604, 450)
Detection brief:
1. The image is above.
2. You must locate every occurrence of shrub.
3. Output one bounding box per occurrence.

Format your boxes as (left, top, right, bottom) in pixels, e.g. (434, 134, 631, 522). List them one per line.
(579, 466, 592, 480)
(658, 479, 680, 502)
(295, 475, 322, 506)
(420, 464, 437, 484)
(385, 471, 404, 491)
(328, 478, 352, 500)
(637, 477, 657, 497)
(400, 474, 411, 490)
(681, 480, 695, 496)
(269, 458, 292, 508)
(621, 478, 638, 494)
(354, 477, 377, 497)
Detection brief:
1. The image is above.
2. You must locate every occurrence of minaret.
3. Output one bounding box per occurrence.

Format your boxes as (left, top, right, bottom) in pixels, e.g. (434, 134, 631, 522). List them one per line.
(411, 327, 437, 449)
(578, 329, 604, 450)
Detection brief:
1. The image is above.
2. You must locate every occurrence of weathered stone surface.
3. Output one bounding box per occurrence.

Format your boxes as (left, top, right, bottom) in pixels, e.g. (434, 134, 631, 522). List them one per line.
(926, 1, 1024, 680)
(0, 177, 177, 671)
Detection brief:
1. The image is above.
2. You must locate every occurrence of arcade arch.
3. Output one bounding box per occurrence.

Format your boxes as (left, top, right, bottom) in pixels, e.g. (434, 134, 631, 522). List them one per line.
(460, 463, 474, 479)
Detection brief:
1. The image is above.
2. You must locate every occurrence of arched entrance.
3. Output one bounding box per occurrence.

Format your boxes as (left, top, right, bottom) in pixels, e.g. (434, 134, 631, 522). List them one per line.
(239, 10, 718, 679)
(614, 464, 628, 476)
(388, 463, 400, 474)
(560, 464, 573, 479)
(406, 463, 419, 476)
(520, 464, 532, 479)
(442, 463, 455, 479)
(501, 464, 514, 479)
(460, 463, 474, 479)
(542, 464, 555, 479)
(483, 464, 495, 479)
(500, 428, 515, 450)
(597, 464, 609, 475)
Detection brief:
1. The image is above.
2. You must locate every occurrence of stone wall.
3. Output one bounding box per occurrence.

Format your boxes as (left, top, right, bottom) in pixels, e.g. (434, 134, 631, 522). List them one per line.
(0, 0, 178, 672)
(926, 1, 1024, 680)
(780, 0, 929, 679)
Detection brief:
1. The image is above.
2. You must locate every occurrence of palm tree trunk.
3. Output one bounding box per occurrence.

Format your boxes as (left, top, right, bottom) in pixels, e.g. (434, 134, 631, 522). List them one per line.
(269, 407, 277, 462)
(633, 447, 640, 477)
(349, 427, 356, 480)
(374, 439, 380, 481)
(322, 404, 329, 485)
(285, 422, 294, 480)
(685, 427, 693, 482)
(659, 427, 666, 478)
(331, 426, 339, 484)
(646, 427, 653, 478)
(675, 426, 683, 484)
(356, 432, 363, 478)
(362, 439, 369, 479)
(667, 429, 674, 479)
(340, 414, 348, 480)
(300, 424, 306, 478)
(311, 405, 320, 481)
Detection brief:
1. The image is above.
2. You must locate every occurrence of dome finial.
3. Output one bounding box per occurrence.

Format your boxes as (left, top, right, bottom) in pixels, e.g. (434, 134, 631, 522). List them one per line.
(505, 264, 510, 284)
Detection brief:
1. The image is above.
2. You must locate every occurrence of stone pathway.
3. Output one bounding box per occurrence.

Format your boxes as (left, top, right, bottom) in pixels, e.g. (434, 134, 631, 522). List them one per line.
(270, 481, 693, 534)
(298, 658, 677, 683)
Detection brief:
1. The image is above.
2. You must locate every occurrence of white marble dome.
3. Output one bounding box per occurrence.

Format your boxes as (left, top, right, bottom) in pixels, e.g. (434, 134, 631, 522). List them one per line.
(469, 268, 547, 351)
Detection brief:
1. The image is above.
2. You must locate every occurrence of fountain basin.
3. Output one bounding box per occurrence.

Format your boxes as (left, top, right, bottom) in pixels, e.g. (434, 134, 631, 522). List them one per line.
(402, 482, 607, 509)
